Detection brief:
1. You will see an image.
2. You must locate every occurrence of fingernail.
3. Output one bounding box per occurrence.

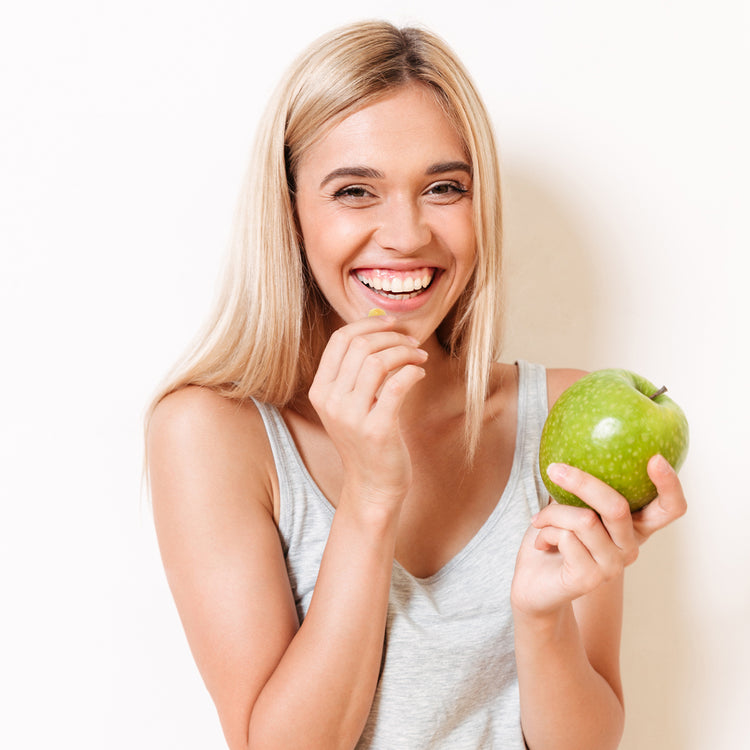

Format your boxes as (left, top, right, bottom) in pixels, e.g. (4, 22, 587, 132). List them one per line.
(367, 308, 386, 317)
(652, 454, 671, 475)
(547, 463, 569, 482)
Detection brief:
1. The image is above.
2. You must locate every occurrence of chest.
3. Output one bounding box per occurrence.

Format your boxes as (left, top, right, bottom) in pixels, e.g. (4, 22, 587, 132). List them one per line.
(281, 406, 518, 579)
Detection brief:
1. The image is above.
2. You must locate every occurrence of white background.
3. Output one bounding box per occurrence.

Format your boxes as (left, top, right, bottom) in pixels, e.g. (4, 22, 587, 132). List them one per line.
(1, 1, 747, 748)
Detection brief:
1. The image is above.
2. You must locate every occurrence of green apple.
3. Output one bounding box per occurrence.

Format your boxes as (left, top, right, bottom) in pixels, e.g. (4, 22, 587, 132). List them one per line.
(539, 369, 689, 511)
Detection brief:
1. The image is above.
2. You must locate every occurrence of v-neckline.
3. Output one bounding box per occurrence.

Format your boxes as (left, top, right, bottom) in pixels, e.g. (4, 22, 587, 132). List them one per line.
(270, 367, 527, 583)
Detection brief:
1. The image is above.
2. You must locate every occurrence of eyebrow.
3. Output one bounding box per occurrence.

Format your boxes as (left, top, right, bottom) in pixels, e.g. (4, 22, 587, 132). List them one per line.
(319, 166, 383, 189)
(319, 160, 472, 189)
(426, 160, 473, 177)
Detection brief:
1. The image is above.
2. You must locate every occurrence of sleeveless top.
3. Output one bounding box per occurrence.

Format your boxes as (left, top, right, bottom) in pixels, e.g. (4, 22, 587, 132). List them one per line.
(253, 360, 549, 749)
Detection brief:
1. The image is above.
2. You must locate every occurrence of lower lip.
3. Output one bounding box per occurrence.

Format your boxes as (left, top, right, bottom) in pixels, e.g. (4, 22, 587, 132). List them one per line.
(351, 272, 440, 312)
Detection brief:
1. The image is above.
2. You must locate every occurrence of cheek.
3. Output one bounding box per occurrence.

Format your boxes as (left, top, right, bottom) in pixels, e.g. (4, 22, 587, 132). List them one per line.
(301, 214, 371, 288)
(298, 219, 352, 297)
(448, 212, 477, 269)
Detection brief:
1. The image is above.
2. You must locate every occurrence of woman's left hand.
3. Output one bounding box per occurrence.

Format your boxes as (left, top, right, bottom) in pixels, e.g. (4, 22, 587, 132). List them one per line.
(511, 454, 687, 618)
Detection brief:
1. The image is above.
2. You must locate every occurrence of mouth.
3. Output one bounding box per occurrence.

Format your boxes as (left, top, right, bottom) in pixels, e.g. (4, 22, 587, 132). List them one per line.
(353, 267, 437, 300)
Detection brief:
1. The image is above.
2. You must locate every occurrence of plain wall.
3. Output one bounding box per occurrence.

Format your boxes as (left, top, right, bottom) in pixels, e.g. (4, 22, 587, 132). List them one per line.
(1, 1, 747, 748)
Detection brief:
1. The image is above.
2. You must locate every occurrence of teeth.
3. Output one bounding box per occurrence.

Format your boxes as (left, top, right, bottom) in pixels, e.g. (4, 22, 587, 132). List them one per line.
(376, 289, 423, 300)
(356, 268, 435, 296)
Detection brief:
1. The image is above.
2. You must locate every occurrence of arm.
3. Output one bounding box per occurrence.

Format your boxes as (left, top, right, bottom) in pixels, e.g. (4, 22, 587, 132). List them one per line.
(510, 368, 687, 750)
(148, 317, 426, 750)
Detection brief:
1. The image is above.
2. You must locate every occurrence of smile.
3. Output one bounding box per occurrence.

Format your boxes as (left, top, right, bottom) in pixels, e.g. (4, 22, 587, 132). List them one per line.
(354, 267, 436, 299)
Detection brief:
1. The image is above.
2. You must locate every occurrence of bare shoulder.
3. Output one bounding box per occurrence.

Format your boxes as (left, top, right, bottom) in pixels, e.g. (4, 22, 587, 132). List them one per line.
(148, 385, 268, 450)
(147, 387, 298, 743)
(148, 386, 277, 517)
(546, 367, 589, 407)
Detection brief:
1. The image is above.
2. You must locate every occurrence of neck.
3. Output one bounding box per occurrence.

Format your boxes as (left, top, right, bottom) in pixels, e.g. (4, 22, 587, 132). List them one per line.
(399, 333, 467, 425)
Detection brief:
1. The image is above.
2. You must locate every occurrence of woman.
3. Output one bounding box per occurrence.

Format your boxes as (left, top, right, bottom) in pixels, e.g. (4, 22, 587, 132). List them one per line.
(147, 20, 687, 750)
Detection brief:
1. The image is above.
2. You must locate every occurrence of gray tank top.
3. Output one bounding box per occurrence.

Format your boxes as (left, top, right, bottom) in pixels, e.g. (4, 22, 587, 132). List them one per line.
(253, 360, 548, 749)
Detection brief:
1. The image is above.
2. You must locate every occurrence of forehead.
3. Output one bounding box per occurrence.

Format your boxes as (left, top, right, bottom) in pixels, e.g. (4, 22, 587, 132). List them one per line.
(297, 84, 468, 176)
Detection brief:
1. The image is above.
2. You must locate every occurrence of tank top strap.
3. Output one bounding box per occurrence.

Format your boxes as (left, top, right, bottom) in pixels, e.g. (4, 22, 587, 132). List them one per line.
(515, 360, 549, 514)
(250, 398, 324, 541)
(250, 398, 297, 485)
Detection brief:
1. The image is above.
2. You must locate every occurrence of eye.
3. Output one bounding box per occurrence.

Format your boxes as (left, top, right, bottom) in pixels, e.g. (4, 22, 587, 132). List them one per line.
(331, 185, 378, 205)
(425, 181, 470, 203)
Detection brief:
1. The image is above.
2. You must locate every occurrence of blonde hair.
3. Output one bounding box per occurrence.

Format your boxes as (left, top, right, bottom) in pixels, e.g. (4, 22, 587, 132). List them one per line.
(148, 20, 503, 456)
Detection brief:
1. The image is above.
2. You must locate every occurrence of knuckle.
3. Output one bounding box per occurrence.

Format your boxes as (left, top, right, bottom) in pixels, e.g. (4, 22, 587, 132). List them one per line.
(307, 389, 324, 411)
(350, 335, 370, 353)
(319, 391, 346, 418)
(383, 376, 407, 397)
(579, 508, 600, 531)
(609, 498, 631, 522)
(308, 379, 323, 399)
(328, 327, 346, 346)
(624, 545, 639, 566)
(364, 354, 388, 378)
(559, 529, 576, 547)
(674, 496, 688, 518)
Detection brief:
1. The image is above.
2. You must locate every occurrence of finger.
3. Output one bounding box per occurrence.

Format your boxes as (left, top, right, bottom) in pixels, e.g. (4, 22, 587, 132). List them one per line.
(314, 329, 419, 403)
(546, 463, 637, 559)
(371, 363, 427, 418)
(336, 333, 425, 394)
(533, 503, 630, 573)
(313, 316, 399, 387)
(354, 345, 428, 403)
(632, 454, 688, 542)
(534, 526, 603, 595)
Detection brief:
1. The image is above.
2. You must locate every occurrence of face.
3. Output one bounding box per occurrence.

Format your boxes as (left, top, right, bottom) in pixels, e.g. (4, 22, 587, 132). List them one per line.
(294, 84, 476, 344)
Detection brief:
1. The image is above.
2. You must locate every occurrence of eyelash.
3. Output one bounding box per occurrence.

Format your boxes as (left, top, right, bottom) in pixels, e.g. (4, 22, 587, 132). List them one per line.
(331, 181, 469, 201)
(429, 182, 469, 196)
(332, 186, 372, 199)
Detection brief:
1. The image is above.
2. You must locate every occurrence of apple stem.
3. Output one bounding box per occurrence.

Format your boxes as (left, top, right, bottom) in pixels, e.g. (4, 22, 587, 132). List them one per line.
(649, 385, 668, 400)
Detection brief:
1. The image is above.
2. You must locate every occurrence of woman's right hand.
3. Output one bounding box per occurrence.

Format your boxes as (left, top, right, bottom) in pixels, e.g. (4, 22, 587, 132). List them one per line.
(308, 315, 428, 509)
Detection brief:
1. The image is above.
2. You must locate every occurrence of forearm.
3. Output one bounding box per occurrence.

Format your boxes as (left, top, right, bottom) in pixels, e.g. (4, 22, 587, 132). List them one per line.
(247, 494, 399, 749)
(514, 604, 624, 750)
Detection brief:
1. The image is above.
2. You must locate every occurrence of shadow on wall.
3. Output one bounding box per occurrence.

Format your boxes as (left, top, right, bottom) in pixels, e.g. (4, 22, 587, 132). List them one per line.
(500, 165, 689, 750)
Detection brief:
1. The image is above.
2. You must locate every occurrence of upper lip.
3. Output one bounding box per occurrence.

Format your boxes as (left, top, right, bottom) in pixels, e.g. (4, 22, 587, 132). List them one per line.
(352, 262, 440, 272)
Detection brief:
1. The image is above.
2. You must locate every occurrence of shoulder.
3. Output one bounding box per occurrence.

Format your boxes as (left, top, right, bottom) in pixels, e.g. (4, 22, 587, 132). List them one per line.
(148, 386, 272, 475)
(147, 386, 277, 516)
(489, 363, 588, 409)
(149, 384, 264, 438)
(545, 367, 589, 407)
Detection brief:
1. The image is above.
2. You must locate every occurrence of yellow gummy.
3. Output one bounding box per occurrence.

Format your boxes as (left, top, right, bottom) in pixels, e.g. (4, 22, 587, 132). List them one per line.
(367, 308, 386, 317)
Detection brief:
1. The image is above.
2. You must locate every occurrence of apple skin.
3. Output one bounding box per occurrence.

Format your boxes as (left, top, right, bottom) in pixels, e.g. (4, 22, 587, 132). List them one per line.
(539, 369, 689, 512)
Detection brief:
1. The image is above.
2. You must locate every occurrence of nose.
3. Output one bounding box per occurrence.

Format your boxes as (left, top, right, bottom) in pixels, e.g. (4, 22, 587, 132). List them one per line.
(373, 197, 432, 255)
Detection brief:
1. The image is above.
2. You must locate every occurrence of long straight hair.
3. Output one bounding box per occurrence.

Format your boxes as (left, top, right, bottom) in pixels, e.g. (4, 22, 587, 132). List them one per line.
(147, 21, 504, 457)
